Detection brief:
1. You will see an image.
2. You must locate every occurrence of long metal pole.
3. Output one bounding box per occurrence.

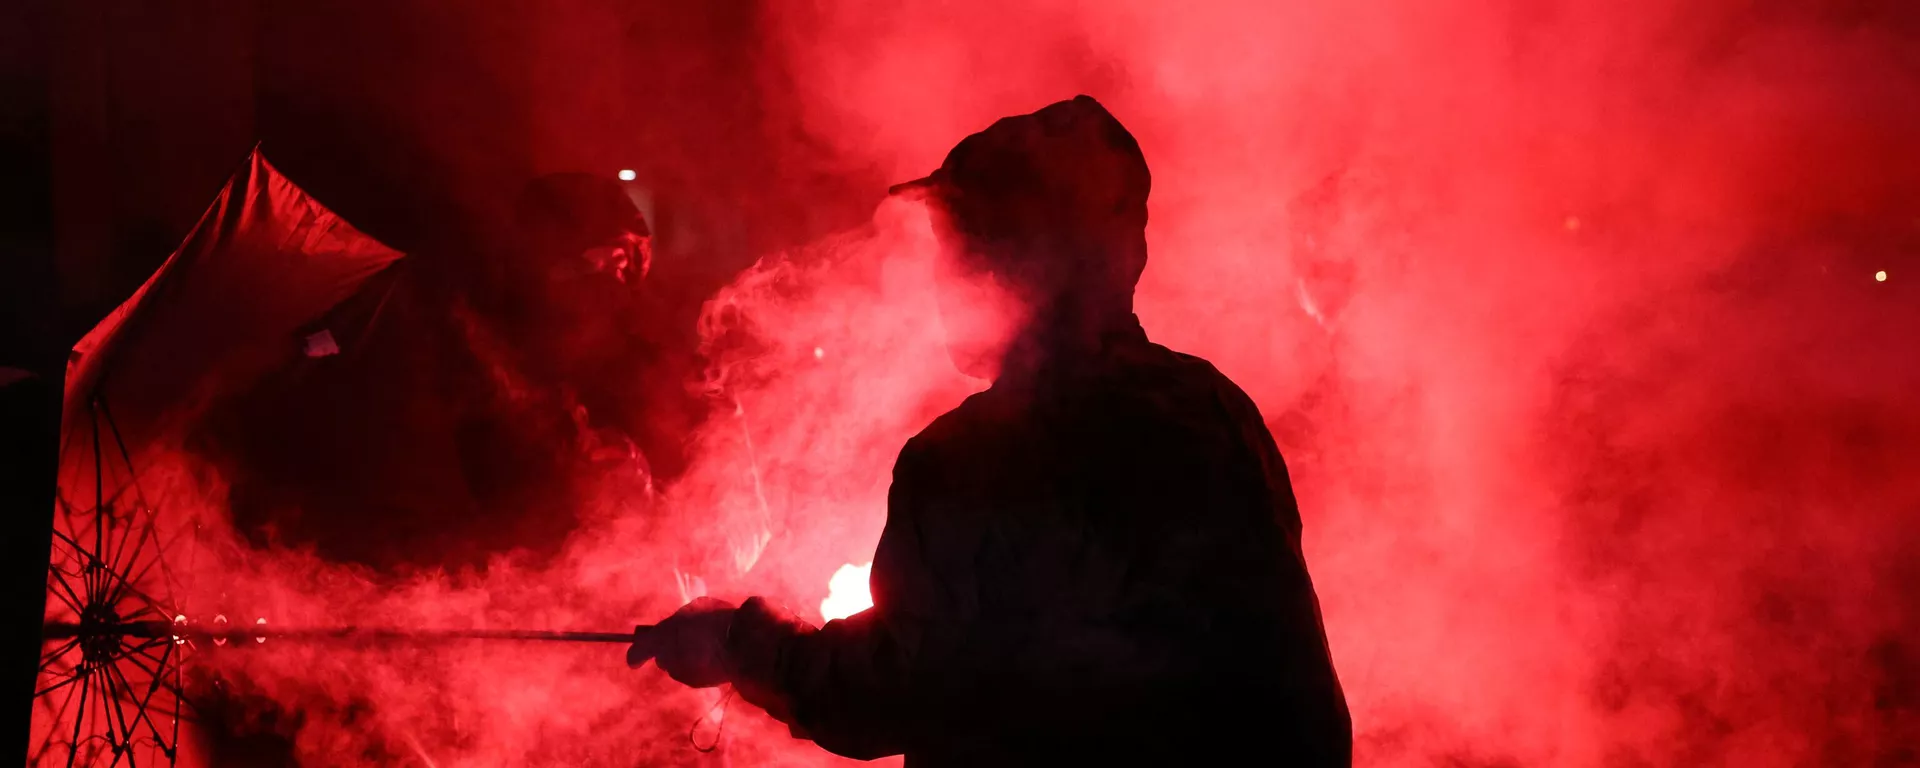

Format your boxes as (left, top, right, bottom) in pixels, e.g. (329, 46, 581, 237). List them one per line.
(43, 621, 646, 645)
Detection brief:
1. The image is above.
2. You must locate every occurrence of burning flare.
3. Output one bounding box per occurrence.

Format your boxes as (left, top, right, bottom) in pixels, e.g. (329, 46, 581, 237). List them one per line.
(820, 562, 873, 622)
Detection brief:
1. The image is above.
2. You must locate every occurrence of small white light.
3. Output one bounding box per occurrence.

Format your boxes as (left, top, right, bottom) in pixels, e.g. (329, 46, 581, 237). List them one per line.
(1875, 270, 1887, 282)
(256, 617, 268, 644)
(213, 614, 228, 646)
(813, 347, 825, 360)
(617, 169, 637, 182)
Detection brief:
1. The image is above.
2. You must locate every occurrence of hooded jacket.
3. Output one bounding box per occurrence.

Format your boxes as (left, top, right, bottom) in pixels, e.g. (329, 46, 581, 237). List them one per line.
(725, 314, 1351, 766)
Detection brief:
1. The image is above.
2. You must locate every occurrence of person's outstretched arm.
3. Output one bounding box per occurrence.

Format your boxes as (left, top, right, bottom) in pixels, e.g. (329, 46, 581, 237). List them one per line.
(722, 439, 951, 759)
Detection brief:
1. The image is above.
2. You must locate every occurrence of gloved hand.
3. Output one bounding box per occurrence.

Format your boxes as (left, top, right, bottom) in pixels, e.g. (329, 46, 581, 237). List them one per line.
(627, 596, 736, 688)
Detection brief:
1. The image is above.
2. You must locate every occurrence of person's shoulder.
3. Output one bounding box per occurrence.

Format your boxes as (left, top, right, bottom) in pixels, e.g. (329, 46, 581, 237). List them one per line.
(899, 388, 1000, 461)
(1156, 344, 1230, 381)
(1138, 342, 1271, 425)
(1139, 340, 1254, 392)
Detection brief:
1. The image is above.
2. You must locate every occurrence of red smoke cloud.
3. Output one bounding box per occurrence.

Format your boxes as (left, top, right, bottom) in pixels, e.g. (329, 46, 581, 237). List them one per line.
(40, 1, 1920, 765)
(758, 5, 1920, 762)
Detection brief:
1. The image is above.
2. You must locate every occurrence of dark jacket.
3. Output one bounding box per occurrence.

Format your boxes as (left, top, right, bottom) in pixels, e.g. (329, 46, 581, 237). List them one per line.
(727, 317, 1351, 766)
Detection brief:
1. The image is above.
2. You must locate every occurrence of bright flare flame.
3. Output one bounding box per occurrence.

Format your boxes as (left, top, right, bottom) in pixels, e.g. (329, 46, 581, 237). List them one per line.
(820, 562, 874, 622)
(1876, 270, 1887, 282)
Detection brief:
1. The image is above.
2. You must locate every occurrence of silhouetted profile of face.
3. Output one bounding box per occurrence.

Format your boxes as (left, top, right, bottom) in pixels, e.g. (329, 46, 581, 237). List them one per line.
(577, 231, 652, 285)
(927, 206, 1030, 380)
(895, 95, 1153, 381)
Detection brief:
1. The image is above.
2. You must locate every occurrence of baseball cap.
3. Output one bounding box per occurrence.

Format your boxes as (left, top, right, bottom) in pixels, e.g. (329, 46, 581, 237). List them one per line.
(889, 95, 1150, 236)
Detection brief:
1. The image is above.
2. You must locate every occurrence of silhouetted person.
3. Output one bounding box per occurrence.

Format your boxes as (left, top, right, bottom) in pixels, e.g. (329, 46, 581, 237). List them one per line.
(631, 96, 1351, 766)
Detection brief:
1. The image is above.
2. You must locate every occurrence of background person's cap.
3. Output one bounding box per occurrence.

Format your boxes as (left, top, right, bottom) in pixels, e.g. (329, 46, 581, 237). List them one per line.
(517, 172, 651, 247)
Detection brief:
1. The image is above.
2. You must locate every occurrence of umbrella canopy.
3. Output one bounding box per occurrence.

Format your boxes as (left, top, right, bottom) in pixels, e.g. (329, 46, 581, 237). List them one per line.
(63, 146, 405, 457)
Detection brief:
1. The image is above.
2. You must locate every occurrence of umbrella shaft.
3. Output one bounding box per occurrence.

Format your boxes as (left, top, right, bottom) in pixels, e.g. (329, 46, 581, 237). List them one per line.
(44, 621, 646, 644)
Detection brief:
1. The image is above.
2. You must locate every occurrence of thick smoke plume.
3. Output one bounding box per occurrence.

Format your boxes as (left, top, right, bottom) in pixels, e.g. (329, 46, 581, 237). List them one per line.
(41, 1, 1920, 765)
(758, 5, 1920, 763)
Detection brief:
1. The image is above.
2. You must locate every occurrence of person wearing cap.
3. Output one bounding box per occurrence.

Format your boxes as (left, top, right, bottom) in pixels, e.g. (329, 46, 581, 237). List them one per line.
(457, 172, 691, 488)
(630, 96, 1351, 766)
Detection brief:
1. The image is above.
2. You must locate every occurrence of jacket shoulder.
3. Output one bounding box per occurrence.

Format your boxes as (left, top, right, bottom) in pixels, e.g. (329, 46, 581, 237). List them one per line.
(1128, 342, 1272, 426)
(898, 388, 1003, 463)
